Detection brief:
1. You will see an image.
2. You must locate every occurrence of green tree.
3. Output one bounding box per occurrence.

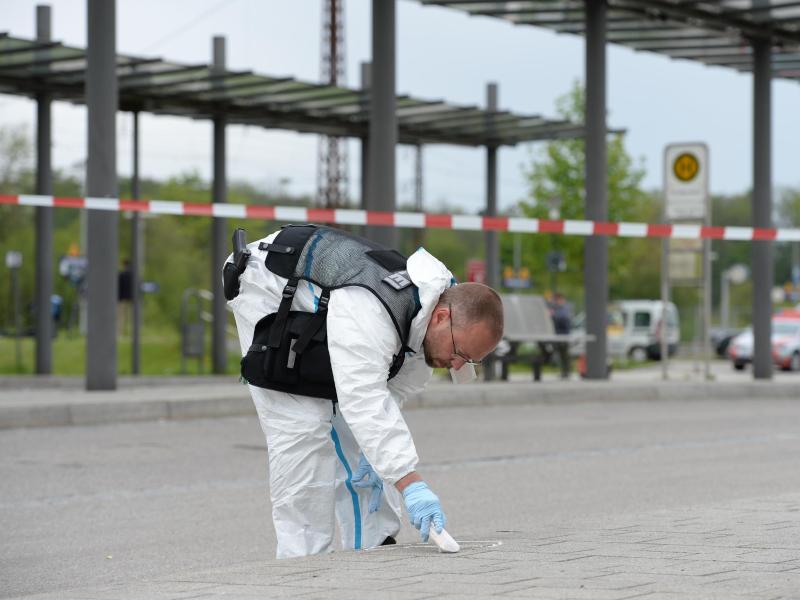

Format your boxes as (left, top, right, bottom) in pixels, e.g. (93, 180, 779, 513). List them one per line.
(775, 187, 800, 304)
(0, 126, 35, 332)
(504, 82, 656, 307)
(778, 188, 800, 227)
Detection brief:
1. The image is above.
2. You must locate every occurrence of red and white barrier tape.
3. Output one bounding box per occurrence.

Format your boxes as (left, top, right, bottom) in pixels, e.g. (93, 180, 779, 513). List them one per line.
(2, 194, 799, 241)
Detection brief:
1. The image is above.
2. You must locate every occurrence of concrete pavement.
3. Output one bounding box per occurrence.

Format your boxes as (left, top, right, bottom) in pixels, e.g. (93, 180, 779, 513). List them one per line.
(15, 493, 800, 599)
(2, 396, 799, 599)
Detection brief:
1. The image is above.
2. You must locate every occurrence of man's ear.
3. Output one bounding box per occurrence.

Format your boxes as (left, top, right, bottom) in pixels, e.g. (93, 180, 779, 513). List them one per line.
(432, 304, 449, 324)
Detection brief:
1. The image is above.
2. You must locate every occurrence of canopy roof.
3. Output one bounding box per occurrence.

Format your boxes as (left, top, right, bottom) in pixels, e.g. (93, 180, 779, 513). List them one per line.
(421, 0, 800, 83)
(0, 33, 612, 147)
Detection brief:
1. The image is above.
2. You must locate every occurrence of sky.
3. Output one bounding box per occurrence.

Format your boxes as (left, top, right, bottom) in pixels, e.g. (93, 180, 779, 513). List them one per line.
(2, 0, 800, 216)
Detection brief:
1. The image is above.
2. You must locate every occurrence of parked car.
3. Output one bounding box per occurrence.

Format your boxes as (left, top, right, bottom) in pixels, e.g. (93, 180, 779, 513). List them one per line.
(709, 327, 742, 358)
(727, 315, 800, 371)
(571, 300, 680, 361)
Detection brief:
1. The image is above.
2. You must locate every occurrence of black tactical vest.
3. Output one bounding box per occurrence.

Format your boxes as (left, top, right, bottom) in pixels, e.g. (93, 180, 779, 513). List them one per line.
(240, 225, 421, 402)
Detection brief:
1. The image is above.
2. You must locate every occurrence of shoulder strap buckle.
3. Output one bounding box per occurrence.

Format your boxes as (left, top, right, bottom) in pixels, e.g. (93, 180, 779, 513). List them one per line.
(282, 282, 297, 299)
(317, 290, 330, 311)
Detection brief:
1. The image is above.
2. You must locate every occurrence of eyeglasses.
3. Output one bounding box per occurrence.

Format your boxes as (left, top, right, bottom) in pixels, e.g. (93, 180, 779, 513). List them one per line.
(448, 303, 482, 366)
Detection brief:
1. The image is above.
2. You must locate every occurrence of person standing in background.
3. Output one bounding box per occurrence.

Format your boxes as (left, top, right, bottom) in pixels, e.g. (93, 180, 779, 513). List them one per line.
(551, 292, 573, 379)
(118, 259, 133, 336)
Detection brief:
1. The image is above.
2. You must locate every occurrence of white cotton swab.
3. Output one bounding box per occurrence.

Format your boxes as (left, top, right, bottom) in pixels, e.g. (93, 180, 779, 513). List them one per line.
(429, 527, 460, 553)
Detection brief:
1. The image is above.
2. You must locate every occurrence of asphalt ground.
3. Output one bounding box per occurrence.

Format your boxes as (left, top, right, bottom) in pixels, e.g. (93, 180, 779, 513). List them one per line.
(2, 393, 799, 599)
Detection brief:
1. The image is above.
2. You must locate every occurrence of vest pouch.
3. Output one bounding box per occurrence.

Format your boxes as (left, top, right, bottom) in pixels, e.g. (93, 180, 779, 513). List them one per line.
(241, 311, 338, 401)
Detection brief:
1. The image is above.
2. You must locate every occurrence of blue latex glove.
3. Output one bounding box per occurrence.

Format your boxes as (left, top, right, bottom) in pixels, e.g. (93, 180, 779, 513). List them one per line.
(402, 481, 446, 542)
(350, 453, 383, 513)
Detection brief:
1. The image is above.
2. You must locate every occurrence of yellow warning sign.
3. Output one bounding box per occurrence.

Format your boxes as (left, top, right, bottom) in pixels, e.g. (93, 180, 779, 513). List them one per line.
(673, 152, 700, 182)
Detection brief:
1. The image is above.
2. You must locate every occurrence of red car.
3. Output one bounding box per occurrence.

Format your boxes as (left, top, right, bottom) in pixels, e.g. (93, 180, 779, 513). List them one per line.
(728, 311, 800, 372)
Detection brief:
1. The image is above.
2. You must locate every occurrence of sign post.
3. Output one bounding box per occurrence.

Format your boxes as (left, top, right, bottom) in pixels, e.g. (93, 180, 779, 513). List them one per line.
(466, 259, 486, 284)
(663, 143, 711, 380)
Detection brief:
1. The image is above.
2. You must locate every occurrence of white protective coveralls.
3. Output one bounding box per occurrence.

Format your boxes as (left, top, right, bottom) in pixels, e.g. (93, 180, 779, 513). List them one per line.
(227, 230, 455, 558)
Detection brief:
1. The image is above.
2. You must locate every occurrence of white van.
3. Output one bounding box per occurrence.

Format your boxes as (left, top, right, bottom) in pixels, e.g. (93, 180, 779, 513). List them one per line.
(571, 300, 680, 361)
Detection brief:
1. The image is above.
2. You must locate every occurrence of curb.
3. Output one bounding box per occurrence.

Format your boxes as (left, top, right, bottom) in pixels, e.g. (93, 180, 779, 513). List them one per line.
(405, 380, 800, 410)
(0, 379, 797, 430)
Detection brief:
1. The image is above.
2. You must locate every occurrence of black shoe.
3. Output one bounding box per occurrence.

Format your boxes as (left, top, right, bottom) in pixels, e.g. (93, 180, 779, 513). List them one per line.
(380, 535, 396, 546)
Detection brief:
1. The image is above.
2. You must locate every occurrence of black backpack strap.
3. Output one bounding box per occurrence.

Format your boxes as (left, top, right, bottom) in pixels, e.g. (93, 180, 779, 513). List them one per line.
(268, 277, 299, 349)
(258, 242, 295, 255)
(292, 288, 330, 355)
(388, 346, 410, 380)
(264, 225, 318, 278)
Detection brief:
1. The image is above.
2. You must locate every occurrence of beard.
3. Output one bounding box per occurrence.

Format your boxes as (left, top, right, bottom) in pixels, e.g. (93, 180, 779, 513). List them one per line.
(422, 337, 449, 368)
(422, 338, 434, 367)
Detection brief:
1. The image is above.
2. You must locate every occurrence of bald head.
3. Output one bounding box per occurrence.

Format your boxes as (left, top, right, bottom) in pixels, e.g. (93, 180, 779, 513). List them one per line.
(438, 283, 504, 344)
(422, 283, 504, 369)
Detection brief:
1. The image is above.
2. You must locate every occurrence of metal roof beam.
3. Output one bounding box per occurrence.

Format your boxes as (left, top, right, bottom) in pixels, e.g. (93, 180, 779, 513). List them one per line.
(677, 48, 800, 61)
(513, 13, 643, 26)
(608, 31, 719, 42)
(771, 14, 800, 24)
(614, 0, 800, 44)
(175, 77, 295, 100)
(488, 117, 559, 132)
(404, 112, 520, 132)
(553, 19, 682, 33)
(273, 89, 359, 107)
(0, 31, 590, 147)
(239, 86, 357, 106)
(470, 7, 587, 17)
(666, 46, 754, 58)
(700, 49, 800, 62)
(119, 63, 207, 81)
(125, 70, 250, 94)
(0, 51, 84, 71)
(0, 40, 61, 56)
(44, 56, 163, 81)
(421, 0, 543, 5)
(455, 113, 544, 129)
(703, 56, 800, 67)
(293, 95, 366, 111)
(723, 1, 800, 17)
(399, 108, 487, 125)
(634, 41, 747, 52)
(191, 79, 306, 100)
(327, 99, 448, 118)
(395, 101, 453, 116)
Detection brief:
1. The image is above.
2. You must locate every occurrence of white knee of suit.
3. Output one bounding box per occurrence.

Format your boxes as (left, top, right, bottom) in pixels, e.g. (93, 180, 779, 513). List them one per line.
(250, 385, 402, 559)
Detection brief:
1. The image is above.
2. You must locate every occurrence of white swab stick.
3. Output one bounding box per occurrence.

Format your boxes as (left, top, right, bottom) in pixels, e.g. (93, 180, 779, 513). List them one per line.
(429, 527, 460, 553)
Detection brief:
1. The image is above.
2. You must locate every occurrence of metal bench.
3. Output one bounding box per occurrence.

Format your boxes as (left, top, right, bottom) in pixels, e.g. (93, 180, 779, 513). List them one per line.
(485, 294, 594, 381)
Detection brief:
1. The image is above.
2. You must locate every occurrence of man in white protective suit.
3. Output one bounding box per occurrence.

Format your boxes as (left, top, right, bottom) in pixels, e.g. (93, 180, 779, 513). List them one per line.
(224, 224, 503, 559)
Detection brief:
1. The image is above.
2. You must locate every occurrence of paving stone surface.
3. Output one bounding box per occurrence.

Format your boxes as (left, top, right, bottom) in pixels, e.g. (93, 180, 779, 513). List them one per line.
(3, 395, 798, 599)
(11, 493, 800, 599)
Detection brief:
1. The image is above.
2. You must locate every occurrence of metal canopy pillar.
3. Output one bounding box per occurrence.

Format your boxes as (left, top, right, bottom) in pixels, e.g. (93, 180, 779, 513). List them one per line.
(751, 35, 773, 380)
(367, 0, 397, 248)
(86, 0, 119, 390)
(485, 82, 499, 291)
(86, 0, 118, 390)
(35, 4, 53, 374)
(583, 0, 608, 380)
(360, 61, 371, 209)
(483, 83, 500, 383)
(211, 36, 228, 374)
(131, 110, 142, 375)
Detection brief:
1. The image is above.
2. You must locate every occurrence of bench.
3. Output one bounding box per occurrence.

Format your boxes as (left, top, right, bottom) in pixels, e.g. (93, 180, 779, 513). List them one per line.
(484, 294, 594, 381)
